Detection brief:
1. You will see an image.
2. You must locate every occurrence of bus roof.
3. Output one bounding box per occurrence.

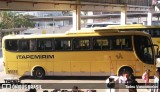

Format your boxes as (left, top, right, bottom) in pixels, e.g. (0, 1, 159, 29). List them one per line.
(106, 24, 160, 29)
(87, 22, 119, 25)
(86, 22, 119, 28)
(2, 28, 150, 39)
(66, 28, 119, 34)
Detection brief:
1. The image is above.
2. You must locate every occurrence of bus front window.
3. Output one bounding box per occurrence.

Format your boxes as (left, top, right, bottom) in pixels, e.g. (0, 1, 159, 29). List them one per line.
(134, 36, 154, 64)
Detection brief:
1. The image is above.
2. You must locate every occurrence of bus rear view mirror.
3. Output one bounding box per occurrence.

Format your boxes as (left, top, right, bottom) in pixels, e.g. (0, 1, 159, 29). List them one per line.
(156, 51, 160, 58)
(156, 55, 160, 58)
(153, 44, 159, 56)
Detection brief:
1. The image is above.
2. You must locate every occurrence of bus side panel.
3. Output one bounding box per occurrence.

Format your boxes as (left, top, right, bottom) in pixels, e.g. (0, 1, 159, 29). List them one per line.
(71, 61, 90, 76)
(54, 52, 71, 76)
(46, 59, 54, 76)
(142, 63, 155, 76)
(29, 52, 54, 76)
(16, 53, 32, 76)
(70, 51, 111, 76)
(70, 52, 93, 76)
(135, 56, 155, 76)
(91, 61, 111, 76)
(54, 61, 71, 76)
(5, 52, 18, 75)
(133, 59, 143, 76)
(90, 52, 112, 76)
(30, 61, 46, 73)
(18, 60, 30, 76)
(2, 48, 7, 74)
(108, 51, 138, 76)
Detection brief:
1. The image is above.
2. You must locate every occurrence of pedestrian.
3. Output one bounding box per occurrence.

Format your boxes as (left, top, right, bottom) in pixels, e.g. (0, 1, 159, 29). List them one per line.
(127, 74, 138, 92)
(71, 86, 79, 92)
(142, 69, 150, 86)
(119, 69, 129, 84)
(153, 69, 159, 92)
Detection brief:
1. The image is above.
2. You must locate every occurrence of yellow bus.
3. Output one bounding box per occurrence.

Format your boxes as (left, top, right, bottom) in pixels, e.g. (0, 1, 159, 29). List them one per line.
(107, 24, 160, 51)
(2, 28, 158, 79)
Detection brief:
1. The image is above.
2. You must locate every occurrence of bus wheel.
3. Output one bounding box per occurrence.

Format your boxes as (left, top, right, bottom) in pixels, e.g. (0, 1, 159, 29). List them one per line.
(32, 67, 45, 79)
(118, 67, 133, 76)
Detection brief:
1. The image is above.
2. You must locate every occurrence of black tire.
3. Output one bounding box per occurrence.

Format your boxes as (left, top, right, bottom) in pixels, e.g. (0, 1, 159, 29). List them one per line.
(32, 67, 45, 79)
(118, 67, 133, 76)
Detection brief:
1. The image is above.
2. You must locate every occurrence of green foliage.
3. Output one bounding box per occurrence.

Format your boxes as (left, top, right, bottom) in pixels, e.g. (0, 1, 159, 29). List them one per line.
(0, 11, 35, 29)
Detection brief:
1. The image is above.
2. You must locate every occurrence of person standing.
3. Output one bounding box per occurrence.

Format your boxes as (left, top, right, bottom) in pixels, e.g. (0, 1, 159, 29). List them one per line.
(142, 69, 150, 86)
(119, 69, 129, 84)
(153, 69, 159, 92)
(127, 74, 138, 92)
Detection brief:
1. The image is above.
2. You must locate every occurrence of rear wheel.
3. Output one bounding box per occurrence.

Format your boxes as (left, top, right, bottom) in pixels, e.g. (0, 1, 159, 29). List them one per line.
(32, 67, 45, 79)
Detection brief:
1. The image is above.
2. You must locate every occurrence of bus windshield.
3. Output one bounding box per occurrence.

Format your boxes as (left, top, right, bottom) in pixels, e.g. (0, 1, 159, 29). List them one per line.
(122, 28, 160, 37)
(144, 28, 160, 37)
(134, 36, 154, 64)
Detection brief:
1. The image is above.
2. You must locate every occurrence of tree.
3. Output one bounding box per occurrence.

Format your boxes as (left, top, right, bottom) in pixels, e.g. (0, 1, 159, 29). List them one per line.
(14, 14, 35, 28)
(0, 11, 35, 29)
(0, 11, 14, 29)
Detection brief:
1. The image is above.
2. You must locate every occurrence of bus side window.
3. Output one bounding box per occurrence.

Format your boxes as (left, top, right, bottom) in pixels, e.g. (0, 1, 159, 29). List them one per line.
(19, 40, 29, 51)
(153, 30, 158, 37)
(155, 29, 160, 37)
(80, 39, 90, 49)
(30, 40, 36, 51)
(157, 30, 160, 36)
(111, 38, 117, 50)
(149, 29, 158, 37)
(73, 39, 80, 49)
(93, 39, 100, 49)
(93, 38, 109, 50)
(116, 38, 122, 49)
(5, 40, 18, 51)
(61, 40, 71, 50)
(37, 40, 45, 50)
(111, 36, 132, 50)
(124, 38, 132, 50)
(73, 38, 90, 50)
(45, 40, 52, 50)
(55, 39, 61, 50)
(55, 39, 71, 50)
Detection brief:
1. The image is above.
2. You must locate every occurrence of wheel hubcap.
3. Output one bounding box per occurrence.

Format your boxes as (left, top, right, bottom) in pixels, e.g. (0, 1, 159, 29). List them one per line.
(36, 71, 43, 77)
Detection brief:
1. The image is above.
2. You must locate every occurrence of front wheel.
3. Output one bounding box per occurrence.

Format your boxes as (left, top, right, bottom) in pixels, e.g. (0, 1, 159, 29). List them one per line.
(32, 67, 45, 79)
(118, 67, 133, 76)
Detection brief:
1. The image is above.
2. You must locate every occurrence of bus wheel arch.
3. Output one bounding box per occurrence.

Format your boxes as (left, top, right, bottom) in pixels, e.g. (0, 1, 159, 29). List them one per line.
(32, 66, 45, 79)
(118, 66, 133, 76)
